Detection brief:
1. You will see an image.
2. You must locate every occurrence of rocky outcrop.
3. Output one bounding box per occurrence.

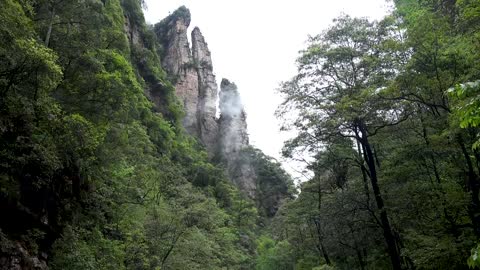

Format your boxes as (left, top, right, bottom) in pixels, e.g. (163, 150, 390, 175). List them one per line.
(123, 14, 141, 47)
(218, 79, 257, 198)
(218, 79, 249, 153)
(155, 7, 200, 135)
(192, 27, 218, 154)
(0, 238, 47, 270)
(155, 7, 256, 198)
(154, 7, 218, 153)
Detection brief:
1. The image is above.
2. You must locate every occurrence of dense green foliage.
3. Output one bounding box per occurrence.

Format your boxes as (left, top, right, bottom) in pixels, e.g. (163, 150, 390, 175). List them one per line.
(0, 0, 267, 269)
(3, 0, 480, 269)
(270, 1, 480, 269)
(239, 146, 296, 218)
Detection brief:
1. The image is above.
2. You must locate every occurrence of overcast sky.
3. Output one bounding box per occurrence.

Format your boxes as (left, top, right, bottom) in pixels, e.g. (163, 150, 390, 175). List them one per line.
(144, 0, 392, 181)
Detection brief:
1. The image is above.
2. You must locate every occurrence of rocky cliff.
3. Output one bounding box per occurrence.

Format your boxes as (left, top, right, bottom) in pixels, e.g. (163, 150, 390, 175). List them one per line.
(192, 27, 219, 154)
(154, 7, 218, 154)
(218, 79, 257, 198)
(155, 7, 200, 136)
(154, 7, 257, 198)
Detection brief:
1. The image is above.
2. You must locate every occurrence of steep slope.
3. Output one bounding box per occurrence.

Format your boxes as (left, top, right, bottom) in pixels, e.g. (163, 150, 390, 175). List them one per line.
(0, 2, 295, 269)
(0, 1, 259, 269)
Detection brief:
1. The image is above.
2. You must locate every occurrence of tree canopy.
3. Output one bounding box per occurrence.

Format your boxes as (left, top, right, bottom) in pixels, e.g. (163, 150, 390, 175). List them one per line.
(270, 1, 480, 269)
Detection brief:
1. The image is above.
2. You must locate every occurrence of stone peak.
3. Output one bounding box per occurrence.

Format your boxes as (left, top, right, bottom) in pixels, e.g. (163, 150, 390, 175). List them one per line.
(220, 78, 237, 90)
(192, 26, 213, 70)
(170, 6, 191, 25)
(220, 78, 244, 118)
(191, 27, 206, 49)
(192, 26, 202, 35)
(155, 6, 191, 30)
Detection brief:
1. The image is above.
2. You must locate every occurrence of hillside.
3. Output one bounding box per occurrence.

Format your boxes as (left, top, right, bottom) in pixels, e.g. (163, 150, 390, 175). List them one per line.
(0, 1, 292, 269)
(2, 0, 480, 269)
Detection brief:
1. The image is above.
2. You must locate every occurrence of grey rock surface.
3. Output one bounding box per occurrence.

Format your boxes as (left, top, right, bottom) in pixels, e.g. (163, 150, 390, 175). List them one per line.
(219, 79, 256, 198)
(156, 7, 200, 135)
(192, 27, 218, 155)
(156, 7, 257, 198)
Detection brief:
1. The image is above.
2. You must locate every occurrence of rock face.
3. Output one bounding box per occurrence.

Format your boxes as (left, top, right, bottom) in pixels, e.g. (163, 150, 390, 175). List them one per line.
(192, 27, 218, 154)
(155, 7, 256, 198)
(123, 13, 141, 47)
(155, 7, 200, 135)
(218, 79, 249, 153)
(0, 240, 47, 270)
(218, 79, 257, 198)
(155, 7, 218, 153)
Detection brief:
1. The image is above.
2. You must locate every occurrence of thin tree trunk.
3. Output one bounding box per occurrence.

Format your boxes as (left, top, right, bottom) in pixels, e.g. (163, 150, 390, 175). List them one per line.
(357, 120, 402, 270)
(45, 5, 55, 47)
(420, 115, 459, 236)
(458, 134, 480, 238)
(320, 242, 331, 266)
(356, 139, 371, 205)
(315, 177, 331, 265)
(418, 113, 444, 185)
(161, 230, 184, 267)
(355, 243, 366, 270)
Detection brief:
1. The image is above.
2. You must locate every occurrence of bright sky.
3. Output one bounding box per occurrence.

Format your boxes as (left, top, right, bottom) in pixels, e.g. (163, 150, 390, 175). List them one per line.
(144, 0, 392, 181)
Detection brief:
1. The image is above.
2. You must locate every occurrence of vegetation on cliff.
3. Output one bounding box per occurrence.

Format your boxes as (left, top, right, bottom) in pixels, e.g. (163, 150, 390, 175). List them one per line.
(3, 0, 480, 269)
(0, 1, 293, 269)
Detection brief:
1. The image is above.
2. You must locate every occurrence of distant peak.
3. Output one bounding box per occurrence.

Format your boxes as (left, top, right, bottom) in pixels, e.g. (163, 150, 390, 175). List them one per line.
(192, 26, 201, 33)
(155, 5, 191, 29)
(221, 78, 236, 89)
(191, 26, 204, 40)
(171, 6, 191, 24)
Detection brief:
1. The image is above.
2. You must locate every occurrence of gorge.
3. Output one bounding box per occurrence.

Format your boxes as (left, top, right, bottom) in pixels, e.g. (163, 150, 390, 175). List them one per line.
(0, 2, 292, 269)
(2, 0, 480, 269)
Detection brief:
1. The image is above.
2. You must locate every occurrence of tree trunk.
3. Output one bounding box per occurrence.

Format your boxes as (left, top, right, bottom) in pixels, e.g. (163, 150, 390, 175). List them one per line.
(355, 243, 366, 270)
(357, 120, 402, 270)
(458, 134, 480, 238)
(320, 242, 331, 266)
(45, 5, 55, 47)
(315, 178, 331, 265)
(420, 120, 441, 184)
(356, 139, 371, 205)
(420, 116, 460, 236)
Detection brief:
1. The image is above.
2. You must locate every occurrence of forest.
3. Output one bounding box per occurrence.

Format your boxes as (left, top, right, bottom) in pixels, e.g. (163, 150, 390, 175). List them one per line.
(0, 0, 480, 269)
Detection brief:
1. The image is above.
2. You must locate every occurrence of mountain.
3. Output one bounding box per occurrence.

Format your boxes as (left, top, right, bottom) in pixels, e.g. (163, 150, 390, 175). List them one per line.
(153, 7, 293, 203)
(0, 1, 292, 269)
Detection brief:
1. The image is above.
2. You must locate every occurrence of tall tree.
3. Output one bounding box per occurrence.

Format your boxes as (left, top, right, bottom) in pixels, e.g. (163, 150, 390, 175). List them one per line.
(277, 16, 407, 270)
